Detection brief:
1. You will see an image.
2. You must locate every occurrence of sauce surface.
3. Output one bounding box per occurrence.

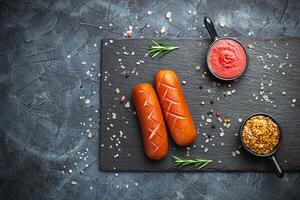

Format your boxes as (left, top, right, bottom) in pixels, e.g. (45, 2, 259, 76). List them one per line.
(242, 115, 280, 155)
(208, 39, 247, 79)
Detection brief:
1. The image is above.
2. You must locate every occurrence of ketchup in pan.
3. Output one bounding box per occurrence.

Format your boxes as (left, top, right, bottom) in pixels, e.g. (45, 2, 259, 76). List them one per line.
(204, 17, 248, 80)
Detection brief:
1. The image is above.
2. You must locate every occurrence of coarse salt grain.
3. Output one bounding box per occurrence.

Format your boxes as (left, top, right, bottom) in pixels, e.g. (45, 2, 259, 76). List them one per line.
(160, 26, 166, 33)
(219, 18, 226, 27)
(71, 181, 78, 185)
(166, 11, 171, 19)
(125, 101, 130, 108)
(85, 98, 91, 104)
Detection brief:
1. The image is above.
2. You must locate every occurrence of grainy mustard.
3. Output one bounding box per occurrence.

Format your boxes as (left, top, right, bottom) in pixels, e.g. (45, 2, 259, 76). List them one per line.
(242, 115, 280, 155)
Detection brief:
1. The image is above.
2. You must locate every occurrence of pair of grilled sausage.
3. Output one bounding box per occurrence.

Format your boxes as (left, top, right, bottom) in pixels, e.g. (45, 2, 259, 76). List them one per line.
(132, 70, 197, 160)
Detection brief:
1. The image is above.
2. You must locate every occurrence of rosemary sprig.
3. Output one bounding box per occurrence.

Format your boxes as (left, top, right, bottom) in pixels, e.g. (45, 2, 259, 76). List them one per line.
(173, 156, 212, 169)
(148, 40, 178, 58)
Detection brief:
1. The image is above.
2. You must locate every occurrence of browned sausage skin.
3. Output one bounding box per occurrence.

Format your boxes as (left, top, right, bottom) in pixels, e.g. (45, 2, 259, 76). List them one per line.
(132, 83, 168, 160)
(155, 70, 197, 146)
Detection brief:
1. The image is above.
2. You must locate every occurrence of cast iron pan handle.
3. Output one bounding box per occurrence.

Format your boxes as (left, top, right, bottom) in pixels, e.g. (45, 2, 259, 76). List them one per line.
(204, 17, 219, 41)
(270, 155, 284, 178)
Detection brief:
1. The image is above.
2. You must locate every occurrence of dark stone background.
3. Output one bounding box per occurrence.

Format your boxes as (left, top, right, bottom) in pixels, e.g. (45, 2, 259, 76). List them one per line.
(0, 0, 299, 199)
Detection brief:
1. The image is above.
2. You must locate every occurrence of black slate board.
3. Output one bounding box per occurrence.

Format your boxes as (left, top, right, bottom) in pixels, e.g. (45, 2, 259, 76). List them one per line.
(100, 38, 300, 172)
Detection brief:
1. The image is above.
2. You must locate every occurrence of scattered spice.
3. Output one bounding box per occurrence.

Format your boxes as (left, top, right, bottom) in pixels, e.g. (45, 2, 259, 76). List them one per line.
(160, 26, 166, 34)
(71, 181, 78, 185)
(166, 11, 172, 19)
(194, 65, 201, 71)
(84, 98, 91, 104)
(120, 96, 126, 104)
(124, 101, 130, 108)
(248, 43, 254, 49)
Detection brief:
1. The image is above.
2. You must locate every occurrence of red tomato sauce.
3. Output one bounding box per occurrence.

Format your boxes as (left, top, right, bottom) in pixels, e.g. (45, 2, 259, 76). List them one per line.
(208, 39, 247, 79)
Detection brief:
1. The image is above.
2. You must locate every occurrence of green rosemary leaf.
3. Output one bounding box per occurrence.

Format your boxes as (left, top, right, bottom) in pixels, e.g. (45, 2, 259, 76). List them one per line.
(173, 156, 212, 170)
(148, 40, 178, 58)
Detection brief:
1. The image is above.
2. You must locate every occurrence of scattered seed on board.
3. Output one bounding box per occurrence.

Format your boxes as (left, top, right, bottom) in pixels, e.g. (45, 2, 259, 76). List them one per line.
(248, 43, 254, 49)
(160, 26, 166, 33)
(182, 80, 186, 85)
(85, 98, 91, 104)
(219, 18, 226, 27)
(71, 181, 78, 185)
(125, 101, 130, 108)
(206, 118, 212, 123)
(194, 65, 201, 71)
(166, 11, 171, 19)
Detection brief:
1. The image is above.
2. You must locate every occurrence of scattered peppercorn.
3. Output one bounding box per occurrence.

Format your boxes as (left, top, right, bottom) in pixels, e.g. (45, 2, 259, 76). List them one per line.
(120, 96, 126, 104)
(124, 71, 130, 78)
(211, 124, 216, 129)
(210, 100, 214, 105)
(199, 86, 203, 89)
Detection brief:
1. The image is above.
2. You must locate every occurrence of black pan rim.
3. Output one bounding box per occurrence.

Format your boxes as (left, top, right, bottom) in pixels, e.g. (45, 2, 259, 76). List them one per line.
(206, 37, 249, 81)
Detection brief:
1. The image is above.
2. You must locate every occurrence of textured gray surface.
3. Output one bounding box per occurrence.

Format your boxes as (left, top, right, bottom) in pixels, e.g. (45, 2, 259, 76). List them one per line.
(1, 0, 300, 199)
(100, 38, 300, 172)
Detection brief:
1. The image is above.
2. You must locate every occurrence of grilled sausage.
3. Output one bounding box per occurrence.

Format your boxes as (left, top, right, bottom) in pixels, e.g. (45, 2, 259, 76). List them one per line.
(155, 70, 197, 146)
(132, 83, 168, 160)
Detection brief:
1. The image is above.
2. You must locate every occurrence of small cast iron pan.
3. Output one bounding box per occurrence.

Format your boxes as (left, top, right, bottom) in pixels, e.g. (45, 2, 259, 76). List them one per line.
(240, 113, 284, 178)
(204, 17, 248, 81)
